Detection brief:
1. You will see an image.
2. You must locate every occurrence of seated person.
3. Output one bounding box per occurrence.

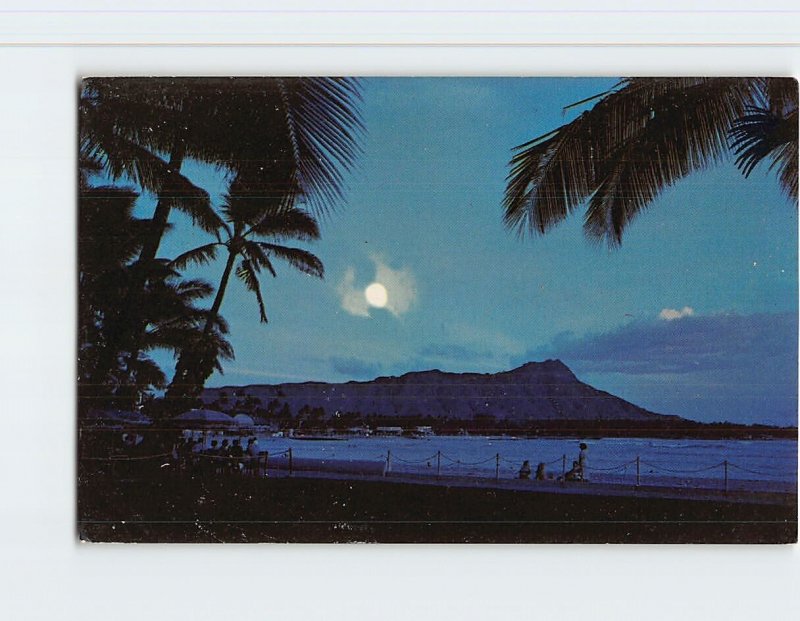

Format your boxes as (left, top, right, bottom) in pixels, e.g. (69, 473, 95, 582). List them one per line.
(535, 462, 547, 480)
(230, 439, 245, 473)
(563, 460, 582, 481)
(518, 460, 532, 479)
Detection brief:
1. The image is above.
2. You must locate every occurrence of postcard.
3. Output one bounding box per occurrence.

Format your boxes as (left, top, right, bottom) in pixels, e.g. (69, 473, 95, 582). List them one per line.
(77, 77, 798, 543)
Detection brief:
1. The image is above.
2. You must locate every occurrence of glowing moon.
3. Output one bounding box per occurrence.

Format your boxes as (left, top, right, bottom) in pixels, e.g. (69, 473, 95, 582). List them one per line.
(365, 282, 388, 308)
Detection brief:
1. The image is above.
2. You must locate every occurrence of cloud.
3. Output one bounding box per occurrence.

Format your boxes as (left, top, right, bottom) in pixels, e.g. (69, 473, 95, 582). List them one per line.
(525, 312, 797, 375)
(374, 257, 417, 316)
(337, 267, 371, 317)
(659, 306, 695, 321)
(416, 322, 525, 370)
(520, 312, 798, 425)
(337, 256, 417, 318)
(330, 356, 383, 379)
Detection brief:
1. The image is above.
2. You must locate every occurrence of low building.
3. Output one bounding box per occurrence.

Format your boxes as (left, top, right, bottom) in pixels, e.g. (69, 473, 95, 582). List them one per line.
(375, 426, 404, 436)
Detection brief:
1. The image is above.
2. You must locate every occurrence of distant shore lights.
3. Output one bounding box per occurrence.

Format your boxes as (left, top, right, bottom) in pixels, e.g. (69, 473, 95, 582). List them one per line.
(365, 282, 388, 308)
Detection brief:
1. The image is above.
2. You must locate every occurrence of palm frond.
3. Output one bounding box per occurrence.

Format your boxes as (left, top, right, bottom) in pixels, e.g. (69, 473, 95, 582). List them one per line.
(764, 77, 798, 117)
(277, 77, 364, 214)
(157, 172, 222, 233)
(241, 241, 277, 277)
(505, 78, 765, 244)
(222, 171, 299, 228)
(729, 106, 798, 200)
(79, 129, 170, 195)
(257, 243, 324, 278)
(585, 79, 760, 245)
(125, 354, 167, 390)
(236, 259, 268, 323)
(170, 243, 221, 270)
(172, 278, 216, 301)
(247, 206, 320, 241)
(504, 114, 597, 236)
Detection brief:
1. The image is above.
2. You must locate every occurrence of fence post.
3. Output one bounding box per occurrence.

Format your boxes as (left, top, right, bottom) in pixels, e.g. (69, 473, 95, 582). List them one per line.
(495, 453, 500, 482)
(263, 451, 269, 477)
(636, 455, 640, 487)
(562, 454, 566, 479)
(723, 460, 728, 493)
(288, 447, 293, 476)
(436, 450, 441, 479)
(386, 450, 392, 476)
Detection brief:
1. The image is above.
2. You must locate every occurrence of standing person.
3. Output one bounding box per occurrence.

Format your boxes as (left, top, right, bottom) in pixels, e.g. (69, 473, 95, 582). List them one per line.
(578, 442, 588, 481)
(219, 439, 230, 474)
(247, 437, 260, 477)
(204, 440, 219, 475)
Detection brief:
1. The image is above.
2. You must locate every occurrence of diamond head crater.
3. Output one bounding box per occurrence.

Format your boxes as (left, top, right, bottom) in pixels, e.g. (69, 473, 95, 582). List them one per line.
(200, 360, 791, 440)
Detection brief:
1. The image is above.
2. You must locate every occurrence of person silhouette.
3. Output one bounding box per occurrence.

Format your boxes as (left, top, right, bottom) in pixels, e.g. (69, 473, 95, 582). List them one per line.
(578, 443, 588, 480)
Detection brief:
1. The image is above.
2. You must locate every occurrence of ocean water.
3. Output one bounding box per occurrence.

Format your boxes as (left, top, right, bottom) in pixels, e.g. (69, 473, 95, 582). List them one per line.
(194, 432, 798, 489)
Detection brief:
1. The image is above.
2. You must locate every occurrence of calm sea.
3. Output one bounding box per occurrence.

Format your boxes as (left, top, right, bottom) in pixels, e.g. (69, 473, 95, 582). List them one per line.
(192, 432, 797, 490)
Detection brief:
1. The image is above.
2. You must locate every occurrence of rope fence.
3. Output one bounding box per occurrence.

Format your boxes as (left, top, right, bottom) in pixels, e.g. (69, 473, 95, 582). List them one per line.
(80, 446, 796, 492)
(586, 459, 638, 473)
(639, 460, 725, 475)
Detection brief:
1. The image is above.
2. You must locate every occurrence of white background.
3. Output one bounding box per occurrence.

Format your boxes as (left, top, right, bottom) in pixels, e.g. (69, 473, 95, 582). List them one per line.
(0, 2, 798, 620)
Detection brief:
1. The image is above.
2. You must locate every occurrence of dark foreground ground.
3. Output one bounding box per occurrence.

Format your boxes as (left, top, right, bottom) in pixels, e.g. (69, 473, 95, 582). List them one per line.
(78, 469, 797, 543)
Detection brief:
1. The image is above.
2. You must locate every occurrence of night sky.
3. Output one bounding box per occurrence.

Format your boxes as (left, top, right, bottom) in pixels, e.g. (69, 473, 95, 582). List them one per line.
(136, 78, 798, 426)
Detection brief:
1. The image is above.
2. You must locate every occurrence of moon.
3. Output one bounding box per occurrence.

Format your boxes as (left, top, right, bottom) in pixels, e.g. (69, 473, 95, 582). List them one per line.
(365, 282, 388, 308)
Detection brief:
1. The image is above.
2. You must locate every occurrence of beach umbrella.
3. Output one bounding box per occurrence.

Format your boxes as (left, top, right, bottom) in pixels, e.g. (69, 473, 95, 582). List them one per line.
(173, 409, 235, 428)
(81, 409, 152, 428)
(232, 413, 256, 428)
(115, 410, 152, 425)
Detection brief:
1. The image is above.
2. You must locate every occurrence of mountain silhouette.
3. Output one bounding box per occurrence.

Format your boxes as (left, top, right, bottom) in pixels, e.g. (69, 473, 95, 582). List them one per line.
(202, 360, 678, 423)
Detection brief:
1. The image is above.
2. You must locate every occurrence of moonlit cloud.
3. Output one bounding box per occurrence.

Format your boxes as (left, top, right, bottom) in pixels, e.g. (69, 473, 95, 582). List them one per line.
(374, 257, 416, 317)
(337, 256, 417, 318)
(659, 306, 695, 321)
(336, 267, 371, 317)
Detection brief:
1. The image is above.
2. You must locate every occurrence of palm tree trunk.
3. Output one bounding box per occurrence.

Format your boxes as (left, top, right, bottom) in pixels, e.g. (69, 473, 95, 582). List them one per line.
(167, 249, 236, 406)
(117, 144, 186, 390)
(202, 250, 236, 338)
(138, 144, 186, 265)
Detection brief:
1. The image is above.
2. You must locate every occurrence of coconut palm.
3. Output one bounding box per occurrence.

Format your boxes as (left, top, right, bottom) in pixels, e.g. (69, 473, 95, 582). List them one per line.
(81, 77, 362, 262)
(504, 77, 798, 246)
(79, 77, 361, 372)
(166, 170, 324, 402)
(78, 180, 232, 411)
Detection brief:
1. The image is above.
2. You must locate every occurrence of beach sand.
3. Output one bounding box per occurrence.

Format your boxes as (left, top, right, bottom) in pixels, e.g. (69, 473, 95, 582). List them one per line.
(78, 469, 797, 544)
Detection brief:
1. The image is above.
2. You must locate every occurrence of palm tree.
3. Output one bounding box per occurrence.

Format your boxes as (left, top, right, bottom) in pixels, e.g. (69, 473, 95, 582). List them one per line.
(78, 179, 232, 411)
(166, 171, 324, 403)
(79, 77, 362, 373)
(504, 77, 798, 246)
(81, 77, 362, 261)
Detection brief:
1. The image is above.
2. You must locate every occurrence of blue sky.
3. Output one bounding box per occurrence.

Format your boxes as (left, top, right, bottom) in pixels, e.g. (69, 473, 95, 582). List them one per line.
(135, 78, 797, 426)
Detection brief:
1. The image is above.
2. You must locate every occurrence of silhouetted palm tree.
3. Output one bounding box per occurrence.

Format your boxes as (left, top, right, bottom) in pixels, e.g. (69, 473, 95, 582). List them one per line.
(166, 171, 324, 402)
(81, 77, 361, 261)
(78, 179, 232, 411)
(80, 77, 361, 375)
(504, 77, 798, 246)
